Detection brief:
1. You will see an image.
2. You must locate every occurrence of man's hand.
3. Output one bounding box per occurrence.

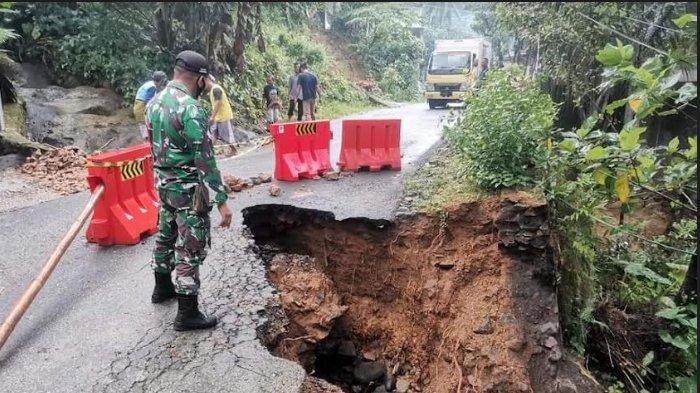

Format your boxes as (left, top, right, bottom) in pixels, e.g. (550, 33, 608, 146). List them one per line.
(217, 202, 232, 228)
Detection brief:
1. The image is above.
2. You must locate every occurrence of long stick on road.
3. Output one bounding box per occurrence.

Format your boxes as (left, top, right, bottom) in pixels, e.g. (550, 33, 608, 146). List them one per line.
(0, 184, 105, 351)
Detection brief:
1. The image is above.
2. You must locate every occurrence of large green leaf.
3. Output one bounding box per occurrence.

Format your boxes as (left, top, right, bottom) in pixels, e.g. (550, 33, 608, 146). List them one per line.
(685, 137, 697, 159)
(676, 83, 697, 104)
(586, 146, 607, 160)
(624, 262, 672, 285)
(596, 44, 622, 66)
(668, 137, 680, 154)
(605, 98, 627, 115)
(659, 330, 690, 350)
(619, 127, 646, 151)
(673, 13, 697, 28)
(558, 139, 576, 152)
(637, 154, 655, 170)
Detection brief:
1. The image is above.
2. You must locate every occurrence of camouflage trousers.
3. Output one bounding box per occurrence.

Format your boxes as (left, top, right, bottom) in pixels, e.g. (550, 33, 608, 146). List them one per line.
(151, 189, 211, 295)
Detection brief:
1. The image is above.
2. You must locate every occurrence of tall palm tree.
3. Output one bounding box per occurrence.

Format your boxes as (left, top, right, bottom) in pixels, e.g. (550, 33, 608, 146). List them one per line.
(0, 3, 18, 105)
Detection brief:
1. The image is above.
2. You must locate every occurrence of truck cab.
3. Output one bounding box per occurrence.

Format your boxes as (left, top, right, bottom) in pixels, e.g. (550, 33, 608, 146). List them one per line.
(424, 38, 491, 109)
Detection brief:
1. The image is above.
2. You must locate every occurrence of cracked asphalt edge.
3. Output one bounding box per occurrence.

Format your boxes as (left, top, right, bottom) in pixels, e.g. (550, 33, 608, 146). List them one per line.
(90, 225, 305, 393)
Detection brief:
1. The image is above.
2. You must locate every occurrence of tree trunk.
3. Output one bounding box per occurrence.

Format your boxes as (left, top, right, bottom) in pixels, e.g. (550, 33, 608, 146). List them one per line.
(677, 252, 697, 303)
(255, 3, 265, 53)
(154, 2, 175, 52)
(232, 2, 255, 73)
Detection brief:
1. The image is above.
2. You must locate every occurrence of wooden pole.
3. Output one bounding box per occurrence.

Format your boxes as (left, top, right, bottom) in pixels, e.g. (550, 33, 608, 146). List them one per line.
(0, 184, 105, 351)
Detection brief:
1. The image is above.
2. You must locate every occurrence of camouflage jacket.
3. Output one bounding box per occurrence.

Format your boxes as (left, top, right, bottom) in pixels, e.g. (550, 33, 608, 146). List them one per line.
(146, 81, 228, 206)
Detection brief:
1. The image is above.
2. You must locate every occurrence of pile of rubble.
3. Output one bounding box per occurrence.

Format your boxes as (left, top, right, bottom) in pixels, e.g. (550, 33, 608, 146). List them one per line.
(223, 173, 272, 193)
(20, 148, 88, 195)
(320, 170, 353, 181)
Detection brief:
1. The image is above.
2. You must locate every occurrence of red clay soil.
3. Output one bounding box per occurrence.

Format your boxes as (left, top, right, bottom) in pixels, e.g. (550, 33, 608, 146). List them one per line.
(251, 195, 603, 393)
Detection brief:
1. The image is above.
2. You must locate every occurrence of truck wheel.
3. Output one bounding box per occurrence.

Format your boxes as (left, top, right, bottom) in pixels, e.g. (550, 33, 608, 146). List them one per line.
(428, 99, 438, 109)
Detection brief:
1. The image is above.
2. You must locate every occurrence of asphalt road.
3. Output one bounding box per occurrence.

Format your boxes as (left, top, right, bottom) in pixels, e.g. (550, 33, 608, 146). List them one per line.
(0, 103, 448, 392)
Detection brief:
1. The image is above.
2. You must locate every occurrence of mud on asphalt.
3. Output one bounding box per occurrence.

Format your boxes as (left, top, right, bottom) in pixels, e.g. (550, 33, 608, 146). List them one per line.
(243, 192, 603, 393)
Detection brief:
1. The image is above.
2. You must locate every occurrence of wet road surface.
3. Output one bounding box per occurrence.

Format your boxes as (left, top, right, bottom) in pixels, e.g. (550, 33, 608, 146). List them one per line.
(0, 103, 450, 392)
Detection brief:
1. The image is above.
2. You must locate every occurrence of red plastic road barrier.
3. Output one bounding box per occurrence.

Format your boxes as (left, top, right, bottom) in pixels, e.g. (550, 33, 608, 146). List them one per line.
(337, 119, 401, 172)
(270, 120, 332, 181)
(85, 143, 158, 245)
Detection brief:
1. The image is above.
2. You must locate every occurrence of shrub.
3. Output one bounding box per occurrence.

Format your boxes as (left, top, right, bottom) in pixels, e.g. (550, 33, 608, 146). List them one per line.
(446, 65, 556, 189)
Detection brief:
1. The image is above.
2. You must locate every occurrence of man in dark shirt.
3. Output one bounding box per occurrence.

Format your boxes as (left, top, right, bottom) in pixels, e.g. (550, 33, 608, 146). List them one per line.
(262, 75, 281, 123)
(295, 63, 321, 121)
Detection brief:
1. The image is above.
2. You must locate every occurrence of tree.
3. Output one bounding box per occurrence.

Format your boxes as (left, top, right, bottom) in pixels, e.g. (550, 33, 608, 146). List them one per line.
(0, 2, 18, 105)
(231, 2, 264, 73)
(482, 2, 696, 125)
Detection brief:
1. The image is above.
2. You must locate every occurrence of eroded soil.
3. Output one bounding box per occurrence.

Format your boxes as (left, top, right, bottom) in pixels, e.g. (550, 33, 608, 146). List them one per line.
(246, 194, 603, 393)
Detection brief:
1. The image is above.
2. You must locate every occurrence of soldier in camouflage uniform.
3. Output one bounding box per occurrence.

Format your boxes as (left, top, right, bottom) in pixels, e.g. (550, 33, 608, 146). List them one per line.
(145, 50, 232, 331)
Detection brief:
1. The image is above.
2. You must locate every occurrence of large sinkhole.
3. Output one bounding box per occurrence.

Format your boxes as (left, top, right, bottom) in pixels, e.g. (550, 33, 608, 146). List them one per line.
(243, 198, 587, 393)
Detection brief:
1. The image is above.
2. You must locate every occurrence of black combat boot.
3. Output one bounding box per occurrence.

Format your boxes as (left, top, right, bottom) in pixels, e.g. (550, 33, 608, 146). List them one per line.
(173, 294, 218, 331)
(151, 272, 176, 303)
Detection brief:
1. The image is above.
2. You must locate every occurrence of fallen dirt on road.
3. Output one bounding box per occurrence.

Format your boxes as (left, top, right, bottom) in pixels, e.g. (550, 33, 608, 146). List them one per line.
(246, 194, 602, 393)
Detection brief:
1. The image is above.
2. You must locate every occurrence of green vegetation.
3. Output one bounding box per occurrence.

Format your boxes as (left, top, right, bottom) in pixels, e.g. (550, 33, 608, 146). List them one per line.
(333, 3, 425, 102)
(315, 100, 377, 121)
(404, 146, 486, 213)
(545, 38, 697, 392)
(221, 17, 367, 129)
(2, 2, 407, 131)
(445, 65, 556, 189)
(439, 4, 697, 391)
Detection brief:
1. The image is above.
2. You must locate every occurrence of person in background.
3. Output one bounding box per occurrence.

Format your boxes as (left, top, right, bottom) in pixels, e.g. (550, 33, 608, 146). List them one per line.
(206, 76, 237, 156)
(296, 63, 321, 121)
(263, 75, 282, 124)
(468, 57, 490, 88)
(135, 71, 167, 140)
(287, 63, 302, 122)
(478, 57, 489, 80)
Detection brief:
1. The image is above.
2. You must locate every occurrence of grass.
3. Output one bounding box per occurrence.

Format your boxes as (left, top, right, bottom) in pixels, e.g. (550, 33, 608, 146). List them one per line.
(404, 145, 487, 213)
(316, 99, 379, 120)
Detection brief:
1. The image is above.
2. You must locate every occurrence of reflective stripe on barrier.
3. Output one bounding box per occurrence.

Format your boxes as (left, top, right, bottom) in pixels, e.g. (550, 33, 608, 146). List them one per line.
(85, 143, 158, 246)
(270, 120, 332, 182)
(337, 119, 401, 172)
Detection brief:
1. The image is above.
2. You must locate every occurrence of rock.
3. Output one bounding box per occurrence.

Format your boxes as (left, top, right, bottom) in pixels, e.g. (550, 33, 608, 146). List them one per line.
(322, 170, 340, 181)
(362, 349, 378, 361)
(269, 185, 282, 197)
(384, 370, 396, 391)
(231, 183, 244, 192)
(506, 338, 526, 352)
(555, 378, 578, 393)
(353, 361, 386, 385)
(0, 153, 25, 170)
(435, 260, 455, 269)
(548, 346, 562, 362)
(337, 340, 357, 358)
(543, 336, 558, 349)
(258, 173, 272, 183)
(395, 377, 411, 393)
(538, 322, 559, 335)
(251, 176, 262, 185)
(515, 382, 530, 391)
(473, 318, 494, 335)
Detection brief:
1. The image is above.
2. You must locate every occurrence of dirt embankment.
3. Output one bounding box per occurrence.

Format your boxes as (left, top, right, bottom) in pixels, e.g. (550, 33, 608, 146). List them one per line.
(246, 194, 603, 393)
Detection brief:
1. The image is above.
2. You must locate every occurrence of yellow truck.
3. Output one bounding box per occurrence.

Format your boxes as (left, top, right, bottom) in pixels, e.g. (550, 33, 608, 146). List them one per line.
(424, 38, 491, 109)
